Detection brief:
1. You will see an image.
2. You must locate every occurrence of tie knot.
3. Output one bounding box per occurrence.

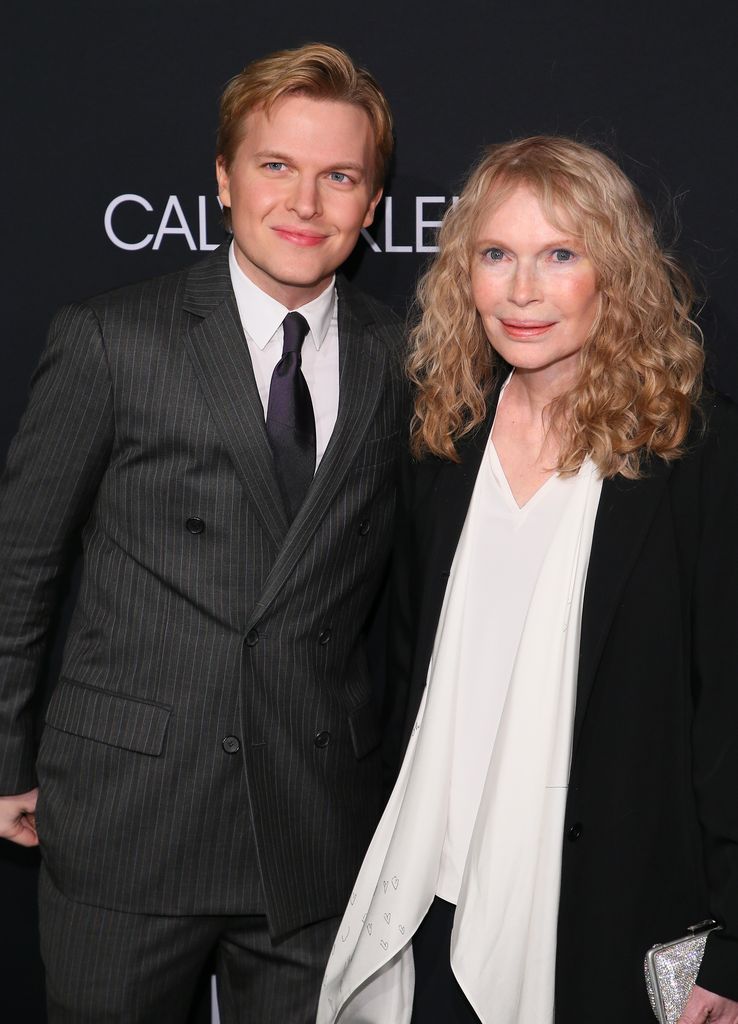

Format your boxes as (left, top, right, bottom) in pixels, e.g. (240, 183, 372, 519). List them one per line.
(282, 312, 310, 356)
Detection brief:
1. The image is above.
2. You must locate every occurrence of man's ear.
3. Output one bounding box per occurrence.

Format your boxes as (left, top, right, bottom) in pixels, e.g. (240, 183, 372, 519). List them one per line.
(215, 156, 231, 207)
(363, 188, 383, 229)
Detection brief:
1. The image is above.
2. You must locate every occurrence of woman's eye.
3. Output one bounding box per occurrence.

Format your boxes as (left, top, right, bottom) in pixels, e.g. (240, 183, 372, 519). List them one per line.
(483, 247, 505, 262)
(553, 248, 575, 262)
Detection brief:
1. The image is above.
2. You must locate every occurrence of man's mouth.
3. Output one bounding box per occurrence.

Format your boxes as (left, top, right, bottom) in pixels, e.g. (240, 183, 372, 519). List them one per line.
(272, 227, 328, 247)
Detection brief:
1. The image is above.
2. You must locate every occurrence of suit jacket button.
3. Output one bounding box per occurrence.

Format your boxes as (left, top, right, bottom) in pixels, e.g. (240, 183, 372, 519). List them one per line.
(245, 629, 259, 647)
(314, 731, 331, 748)
(358, 519, 371, 536)
(566, 822, 583, 841)
(222, 735, 241, 754)
(186, 516, 205, 534)
(318, 628, 332, 645)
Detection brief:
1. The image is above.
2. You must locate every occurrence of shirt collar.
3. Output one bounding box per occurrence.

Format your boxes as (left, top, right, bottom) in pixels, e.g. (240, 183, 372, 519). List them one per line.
(228, 241, 336, 351)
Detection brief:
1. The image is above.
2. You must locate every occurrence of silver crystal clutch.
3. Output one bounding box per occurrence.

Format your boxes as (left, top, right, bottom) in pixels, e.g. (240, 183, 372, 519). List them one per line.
(644, 919, 721, 1024)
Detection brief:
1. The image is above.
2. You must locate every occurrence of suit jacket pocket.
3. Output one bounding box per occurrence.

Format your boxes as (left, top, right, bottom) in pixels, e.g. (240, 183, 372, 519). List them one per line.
(347, 698, 381, 760)
(45, 678, 172, 756)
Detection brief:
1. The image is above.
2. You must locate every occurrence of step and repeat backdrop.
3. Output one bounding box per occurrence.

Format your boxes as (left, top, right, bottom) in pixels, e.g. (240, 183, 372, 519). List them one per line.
(2, 2, 737, 1020)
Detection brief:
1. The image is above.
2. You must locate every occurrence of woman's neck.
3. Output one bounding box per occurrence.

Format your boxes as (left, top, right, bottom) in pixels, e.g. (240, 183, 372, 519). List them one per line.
(490, 368, 575, 507)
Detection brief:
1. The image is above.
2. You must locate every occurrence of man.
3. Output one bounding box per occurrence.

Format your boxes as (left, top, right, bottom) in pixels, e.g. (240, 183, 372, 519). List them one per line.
(0, 43, 405, 1022)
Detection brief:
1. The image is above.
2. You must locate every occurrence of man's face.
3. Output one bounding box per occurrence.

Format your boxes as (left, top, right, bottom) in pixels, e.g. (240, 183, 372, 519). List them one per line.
(216, 94, 382, 308)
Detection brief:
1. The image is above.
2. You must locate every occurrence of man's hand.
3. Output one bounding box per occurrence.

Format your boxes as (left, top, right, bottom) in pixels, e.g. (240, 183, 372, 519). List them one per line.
(0, 789, 39, 846)
(678, 984, 738, 1023)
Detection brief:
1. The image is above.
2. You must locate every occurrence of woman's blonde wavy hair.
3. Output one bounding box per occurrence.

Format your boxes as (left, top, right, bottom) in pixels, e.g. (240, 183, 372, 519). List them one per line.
(408, 136, 704, 477)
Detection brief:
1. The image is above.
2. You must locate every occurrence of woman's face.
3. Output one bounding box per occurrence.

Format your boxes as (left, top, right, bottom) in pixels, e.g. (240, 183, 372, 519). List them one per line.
(470, 185, 600, 384)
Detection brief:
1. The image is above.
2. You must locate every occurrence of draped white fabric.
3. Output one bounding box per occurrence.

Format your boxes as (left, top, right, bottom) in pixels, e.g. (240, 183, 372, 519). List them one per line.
(436, 440, 588, 905)
(317, 454, 601, 1024)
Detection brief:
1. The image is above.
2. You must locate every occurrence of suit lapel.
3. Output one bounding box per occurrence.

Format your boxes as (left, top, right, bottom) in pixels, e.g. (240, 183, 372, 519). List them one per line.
(181, 247, 289, 550)
(246, 278, 392, 624)
(411, 381, 502, 697)
(572, 457, 672, 754)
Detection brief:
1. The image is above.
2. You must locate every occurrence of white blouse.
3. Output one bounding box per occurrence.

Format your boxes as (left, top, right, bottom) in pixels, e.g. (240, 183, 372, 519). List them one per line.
(436, 438, 584, 902)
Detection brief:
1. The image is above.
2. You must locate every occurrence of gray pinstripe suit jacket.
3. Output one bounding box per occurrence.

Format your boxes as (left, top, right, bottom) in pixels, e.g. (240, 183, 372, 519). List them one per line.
(0, 244, 406, 936)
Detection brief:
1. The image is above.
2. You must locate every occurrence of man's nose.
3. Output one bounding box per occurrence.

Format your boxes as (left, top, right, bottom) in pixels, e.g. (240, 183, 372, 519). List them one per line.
(287, 176, 322, 219)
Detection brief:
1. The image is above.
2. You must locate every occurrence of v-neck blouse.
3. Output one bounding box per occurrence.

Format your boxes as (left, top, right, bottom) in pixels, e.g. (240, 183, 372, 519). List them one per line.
(435, 428, 583, 902)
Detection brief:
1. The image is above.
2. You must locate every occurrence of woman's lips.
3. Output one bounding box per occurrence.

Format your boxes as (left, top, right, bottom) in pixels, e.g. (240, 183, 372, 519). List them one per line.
(499, 319, 557, 338)
(273, 227, 327, 247)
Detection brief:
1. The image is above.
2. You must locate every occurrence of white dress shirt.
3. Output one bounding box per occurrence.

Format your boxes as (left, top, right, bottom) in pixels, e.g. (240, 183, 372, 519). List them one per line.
(228, 242, 340, 468)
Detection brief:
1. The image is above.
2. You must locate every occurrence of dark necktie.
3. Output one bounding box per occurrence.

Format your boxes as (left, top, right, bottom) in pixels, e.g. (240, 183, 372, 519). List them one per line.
(266, 312, 316, 522)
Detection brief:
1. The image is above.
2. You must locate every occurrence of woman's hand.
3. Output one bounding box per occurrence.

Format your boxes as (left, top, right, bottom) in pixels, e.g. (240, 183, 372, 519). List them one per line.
(678, 985, 738, 1023)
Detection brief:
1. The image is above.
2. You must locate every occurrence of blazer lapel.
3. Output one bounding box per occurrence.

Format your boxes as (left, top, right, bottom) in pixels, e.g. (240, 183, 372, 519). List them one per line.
(246, 279, 392, 625)
(181, 247, 289, 550)
(573, 457, 673, 754)
(411, 381, 503, 699)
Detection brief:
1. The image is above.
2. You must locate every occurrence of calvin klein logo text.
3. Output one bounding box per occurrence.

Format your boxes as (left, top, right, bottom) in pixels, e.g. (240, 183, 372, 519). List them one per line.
(104, 194, 458, 253)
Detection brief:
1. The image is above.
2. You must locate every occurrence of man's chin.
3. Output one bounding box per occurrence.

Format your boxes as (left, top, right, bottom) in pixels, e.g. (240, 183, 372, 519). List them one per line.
(256, 266, 336, 307)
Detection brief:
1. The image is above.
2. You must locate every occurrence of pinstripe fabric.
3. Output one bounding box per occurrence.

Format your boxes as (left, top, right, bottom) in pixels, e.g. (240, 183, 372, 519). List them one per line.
(39, 866, 338, 1023)
(0, 243, 407, 936)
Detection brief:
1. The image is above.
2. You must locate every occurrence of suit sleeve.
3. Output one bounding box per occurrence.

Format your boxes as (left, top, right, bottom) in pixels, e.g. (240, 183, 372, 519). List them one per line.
(692, 400, 738, 998)
(0, 303, 114, 794)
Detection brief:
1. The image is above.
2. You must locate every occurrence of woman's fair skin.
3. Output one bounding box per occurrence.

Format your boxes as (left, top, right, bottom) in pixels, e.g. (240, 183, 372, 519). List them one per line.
(470, 185, 598, 506)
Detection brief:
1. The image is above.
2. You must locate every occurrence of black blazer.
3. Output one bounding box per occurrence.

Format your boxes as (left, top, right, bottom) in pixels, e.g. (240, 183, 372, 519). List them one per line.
(0, 244, 407, 937)
(388, 383, 738, 1020)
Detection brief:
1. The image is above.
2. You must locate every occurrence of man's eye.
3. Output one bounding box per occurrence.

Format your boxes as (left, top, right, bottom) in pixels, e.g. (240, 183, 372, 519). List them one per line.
(265, 161, 286, 171)
(329, 172, 350, 183)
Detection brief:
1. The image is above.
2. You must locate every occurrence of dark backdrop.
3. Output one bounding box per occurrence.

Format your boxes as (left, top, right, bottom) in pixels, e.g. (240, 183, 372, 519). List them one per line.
(2, 2, 737, 1020)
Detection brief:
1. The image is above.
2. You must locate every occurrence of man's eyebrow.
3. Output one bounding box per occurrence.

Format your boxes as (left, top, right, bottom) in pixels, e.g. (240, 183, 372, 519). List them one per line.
(327, 162, 366, 172)
(251, 150, 292, 162)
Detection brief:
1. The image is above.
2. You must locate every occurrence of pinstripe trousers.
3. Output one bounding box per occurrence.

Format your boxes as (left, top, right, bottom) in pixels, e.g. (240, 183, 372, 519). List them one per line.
(39, 867, 339, 1023)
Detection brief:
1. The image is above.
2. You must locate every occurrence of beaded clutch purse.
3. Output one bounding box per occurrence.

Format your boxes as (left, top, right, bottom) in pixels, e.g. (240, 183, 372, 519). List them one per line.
(644, 920, 721, 1024)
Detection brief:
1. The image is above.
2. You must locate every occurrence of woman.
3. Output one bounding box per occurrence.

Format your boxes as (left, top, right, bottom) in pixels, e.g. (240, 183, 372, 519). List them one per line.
(318, 137, 738, 1023)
